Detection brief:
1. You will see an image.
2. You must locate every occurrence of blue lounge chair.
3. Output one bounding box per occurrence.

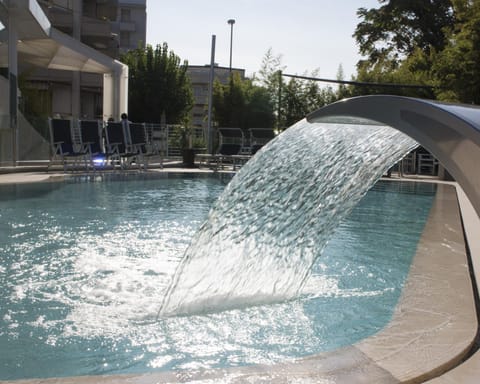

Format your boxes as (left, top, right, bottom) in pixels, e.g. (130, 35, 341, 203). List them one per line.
(105, 121, 128, 169)
(48, 118, 89, 172)
(128, 122, 148, 169)
(78, 120, 104, 169)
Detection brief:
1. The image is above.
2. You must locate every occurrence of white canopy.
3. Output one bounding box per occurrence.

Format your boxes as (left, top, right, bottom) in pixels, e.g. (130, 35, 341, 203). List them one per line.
(0, 0, 121, 74)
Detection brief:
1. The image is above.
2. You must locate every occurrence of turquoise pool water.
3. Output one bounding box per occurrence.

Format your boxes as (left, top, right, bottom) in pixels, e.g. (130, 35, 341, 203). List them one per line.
(0, 174, 436, 379)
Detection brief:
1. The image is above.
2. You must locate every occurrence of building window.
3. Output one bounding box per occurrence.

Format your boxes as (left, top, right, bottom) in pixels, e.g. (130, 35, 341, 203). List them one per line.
(121, 8, 131, 22)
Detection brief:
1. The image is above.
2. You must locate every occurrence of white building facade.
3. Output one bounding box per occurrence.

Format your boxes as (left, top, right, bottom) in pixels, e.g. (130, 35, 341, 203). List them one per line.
(0, 0, 135, 164)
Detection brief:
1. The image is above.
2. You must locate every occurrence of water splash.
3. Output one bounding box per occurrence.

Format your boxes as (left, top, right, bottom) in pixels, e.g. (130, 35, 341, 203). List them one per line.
(160, 119, 418, 316)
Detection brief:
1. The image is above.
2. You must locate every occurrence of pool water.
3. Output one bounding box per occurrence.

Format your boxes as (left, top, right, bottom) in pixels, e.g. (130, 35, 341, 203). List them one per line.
(0, 174, 436, 379)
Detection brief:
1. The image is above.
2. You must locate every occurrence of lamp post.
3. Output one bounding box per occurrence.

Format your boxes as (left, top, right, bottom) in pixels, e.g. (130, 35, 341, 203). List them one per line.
(207, 35, 216, 154)
(227, 19, 235, 72)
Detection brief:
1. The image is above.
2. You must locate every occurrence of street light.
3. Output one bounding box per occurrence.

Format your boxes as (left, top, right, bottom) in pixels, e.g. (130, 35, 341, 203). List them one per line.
(227, 19, 235, 72)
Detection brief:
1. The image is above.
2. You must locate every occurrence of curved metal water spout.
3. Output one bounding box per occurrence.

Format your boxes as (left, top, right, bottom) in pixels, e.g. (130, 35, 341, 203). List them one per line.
(307, 95, 480, 217)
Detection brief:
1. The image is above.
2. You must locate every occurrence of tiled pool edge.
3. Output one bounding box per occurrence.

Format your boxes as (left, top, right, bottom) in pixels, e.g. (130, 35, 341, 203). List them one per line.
(0, 178, 477, 383)
(423, 186, 480, 384)
(354, 183, 477, 383)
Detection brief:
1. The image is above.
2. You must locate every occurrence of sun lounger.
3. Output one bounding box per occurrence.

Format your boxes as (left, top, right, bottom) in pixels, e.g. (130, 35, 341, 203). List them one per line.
(105, 121, 129, 169)
(249, 128, 276, 155)
(48, 118, 90, 172)
(127, 122, 148, 169)
(78, 120, 104, 169)
(198, 127, 249, 170)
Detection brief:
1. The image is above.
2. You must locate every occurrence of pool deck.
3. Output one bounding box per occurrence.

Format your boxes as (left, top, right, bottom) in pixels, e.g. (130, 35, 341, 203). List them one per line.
(0, 169, 479, 383)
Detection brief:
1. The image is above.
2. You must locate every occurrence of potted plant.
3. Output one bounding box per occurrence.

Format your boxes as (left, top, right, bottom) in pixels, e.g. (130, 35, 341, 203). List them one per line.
(177, 126, 196, 167)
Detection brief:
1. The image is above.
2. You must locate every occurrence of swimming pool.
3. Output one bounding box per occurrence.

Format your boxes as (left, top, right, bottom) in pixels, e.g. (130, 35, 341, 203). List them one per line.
(0, 174, 436, 380)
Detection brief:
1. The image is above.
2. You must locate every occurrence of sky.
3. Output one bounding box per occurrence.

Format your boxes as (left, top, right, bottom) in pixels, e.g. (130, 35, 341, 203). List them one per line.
(146, 0, 380, 81)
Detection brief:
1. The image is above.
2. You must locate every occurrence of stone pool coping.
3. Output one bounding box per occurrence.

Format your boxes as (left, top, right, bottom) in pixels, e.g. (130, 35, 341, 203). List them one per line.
(0, 173, 478, 383)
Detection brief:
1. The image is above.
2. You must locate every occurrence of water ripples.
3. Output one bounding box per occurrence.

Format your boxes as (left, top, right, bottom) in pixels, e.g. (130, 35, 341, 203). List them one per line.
(0, 147, 436, 379)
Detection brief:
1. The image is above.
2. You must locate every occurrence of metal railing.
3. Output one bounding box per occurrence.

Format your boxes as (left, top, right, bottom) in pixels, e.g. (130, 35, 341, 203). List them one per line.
(399, 149, 439, 177)
(164, 125, 206, 157)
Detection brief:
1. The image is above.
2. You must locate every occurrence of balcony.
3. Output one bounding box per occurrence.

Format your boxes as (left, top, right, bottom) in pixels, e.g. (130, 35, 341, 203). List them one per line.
(84, 0, 117, 21)
(81, 15, 110, 36)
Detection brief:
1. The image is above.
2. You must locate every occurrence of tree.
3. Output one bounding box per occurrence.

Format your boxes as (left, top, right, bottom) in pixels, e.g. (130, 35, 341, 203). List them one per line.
(121, 43, 193, 123)
(282, 77, 307, 127)
(212, 72, 275, 129)
(354, 0, 455, 67)
(350, 51, 436, 99)
(336, 64, 350, 100)
(244, 84, 275, 128)
(351, 0, 480, 104)
(255, 48, 286, 130)
(281, 73, 338, 127)
(431, 0, 480, 103)
(350, 0, 458, 99)
(255, 49, 343, 129)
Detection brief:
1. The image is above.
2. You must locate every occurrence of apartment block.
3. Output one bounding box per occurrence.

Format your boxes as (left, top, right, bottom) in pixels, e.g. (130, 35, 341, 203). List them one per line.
(24, 0, 145, 120)
(114, 0, 147, 54)
(0, 0, 129, 163)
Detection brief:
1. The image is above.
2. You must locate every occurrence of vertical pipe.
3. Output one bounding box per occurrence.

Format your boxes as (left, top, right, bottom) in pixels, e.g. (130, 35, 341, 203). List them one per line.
(207, 35, 216, 154)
